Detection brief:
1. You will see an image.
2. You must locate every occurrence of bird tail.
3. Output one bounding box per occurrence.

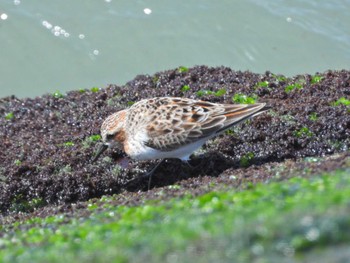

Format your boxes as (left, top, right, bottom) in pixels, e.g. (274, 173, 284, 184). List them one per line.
(216, 103, 270, 134)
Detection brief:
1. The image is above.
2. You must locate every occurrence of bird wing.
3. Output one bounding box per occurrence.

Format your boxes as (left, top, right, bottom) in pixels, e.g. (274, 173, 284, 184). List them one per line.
(142, 97, 267, 151)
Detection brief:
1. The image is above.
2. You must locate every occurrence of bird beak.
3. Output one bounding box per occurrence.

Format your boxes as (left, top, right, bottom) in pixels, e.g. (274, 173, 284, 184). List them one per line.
(91, 144, 108, 163)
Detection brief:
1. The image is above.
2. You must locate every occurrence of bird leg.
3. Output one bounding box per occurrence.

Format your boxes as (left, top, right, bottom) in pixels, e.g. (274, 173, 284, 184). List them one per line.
(182, 159, 195, 169)
(141, 159, 166, 190)
(128, 158, 196, 190)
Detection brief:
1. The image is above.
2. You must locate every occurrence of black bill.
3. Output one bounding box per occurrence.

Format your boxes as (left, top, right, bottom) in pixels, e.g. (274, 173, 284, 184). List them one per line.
(91, 144, 108, 163)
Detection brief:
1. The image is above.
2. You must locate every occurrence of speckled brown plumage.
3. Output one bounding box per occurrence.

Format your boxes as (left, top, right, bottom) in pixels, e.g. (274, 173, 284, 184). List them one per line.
(95, 97, 269, 161)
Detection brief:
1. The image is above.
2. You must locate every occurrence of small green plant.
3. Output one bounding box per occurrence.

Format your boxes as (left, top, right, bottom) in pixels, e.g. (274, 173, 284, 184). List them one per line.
(88, 135, 102, 142)
(311, 75, 323, 84)
(225, 129, 235, 136)
(196, 88, 226, 97)
(82, 135, 101, 149)
(181, 85, 191, 92)
(78, 89, 86, 93)
(279, 114, 297, 125)
(106, 93, 122, 106)
(272, 74, 287, 82)
(240, 152, 255, 167)
(102, 156, 113, 164)
(91, 87, 99, 92)
(60, 165, 72, 174)
(127, 101, 135, 106)
(327, 140, 344, 151)
(255, 81, 269, 88)
(196, 90, 207, 97)
(214, 88, 226, 96)
(14, 159, 22, 166)
(52, 91, 64, 99)
(63, 141, 75, 147)
(285, 83, 303, 93)
(294, 127, 314, 138)
(111, 165, 123, 177)
(87, 203, 99, 211)
(10, 195, 45, 213)
(167, 184, 181, 190)
(5, 112, 14, 120)
(332, 97, 350, 107)
(232, 93, 257, 104)
(152, 76, 159, 85)
(178, 66, 189, 73)
(304, 157, 320, 163)
(29, 198, 45, 209)
(309, 112, 318, 121)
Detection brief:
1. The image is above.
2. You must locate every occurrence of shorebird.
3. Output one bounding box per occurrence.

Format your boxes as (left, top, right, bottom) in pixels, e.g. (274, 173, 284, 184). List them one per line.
(92, 97, 269, 187)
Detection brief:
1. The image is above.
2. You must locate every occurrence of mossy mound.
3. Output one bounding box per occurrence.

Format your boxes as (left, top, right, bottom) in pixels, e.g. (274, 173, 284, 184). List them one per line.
(0, 66, 349, 215)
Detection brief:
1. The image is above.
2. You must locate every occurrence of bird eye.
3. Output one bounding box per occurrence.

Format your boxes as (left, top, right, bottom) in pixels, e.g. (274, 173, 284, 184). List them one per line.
(106, 134, 114, 141)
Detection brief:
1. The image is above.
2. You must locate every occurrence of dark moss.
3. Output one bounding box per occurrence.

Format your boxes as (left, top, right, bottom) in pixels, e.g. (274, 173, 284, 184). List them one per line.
(0, 66, 349, 217)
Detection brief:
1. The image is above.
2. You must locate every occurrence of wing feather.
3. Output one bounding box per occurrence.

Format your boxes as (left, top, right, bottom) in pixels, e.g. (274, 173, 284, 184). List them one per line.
(143, 97, 268, 151)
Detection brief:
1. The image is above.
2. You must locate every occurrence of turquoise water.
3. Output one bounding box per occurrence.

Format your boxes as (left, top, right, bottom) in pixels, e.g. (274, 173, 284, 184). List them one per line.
(1, 0, 349, 98)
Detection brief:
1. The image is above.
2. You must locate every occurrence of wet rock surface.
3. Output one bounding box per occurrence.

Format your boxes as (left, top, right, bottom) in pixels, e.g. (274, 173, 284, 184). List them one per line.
(0, 66, 349, 219)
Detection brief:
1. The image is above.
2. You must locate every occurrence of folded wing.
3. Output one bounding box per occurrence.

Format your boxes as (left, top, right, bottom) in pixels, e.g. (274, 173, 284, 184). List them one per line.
(144, 97, 268, 151)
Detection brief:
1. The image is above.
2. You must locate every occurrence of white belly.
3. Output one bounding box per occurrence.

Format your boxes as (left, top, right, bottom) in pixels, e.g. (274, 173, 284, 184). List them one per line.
(126, 138, 208, 161)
